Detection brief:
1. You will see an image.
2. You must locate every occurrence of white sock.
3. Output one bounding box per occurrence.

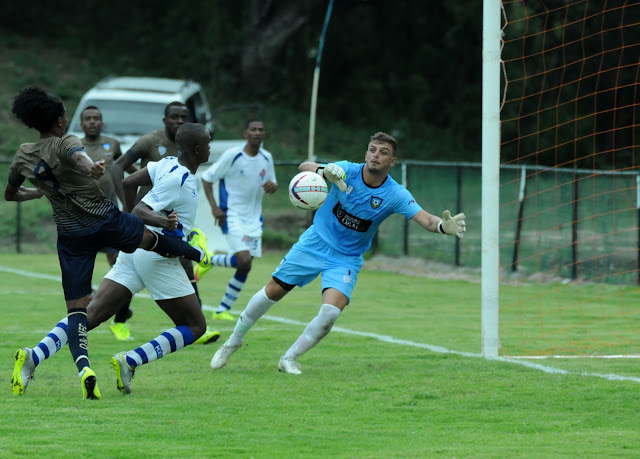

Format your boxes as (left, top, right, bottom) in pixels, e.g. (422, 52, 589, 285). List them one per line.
(283, 304, 341, 360)
(227, 287, 276, 346)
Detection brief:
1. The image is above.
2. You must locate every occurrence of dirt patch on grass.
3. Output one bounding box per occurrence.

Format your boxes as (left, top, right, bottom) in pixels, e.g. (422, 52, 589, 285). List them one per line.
(363, 255, 482, 282)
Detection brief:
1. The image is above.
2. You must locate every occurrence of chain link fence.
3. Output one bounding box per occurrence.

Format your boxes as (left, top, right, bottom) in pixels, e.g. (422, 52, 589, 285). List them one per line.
(3, 159, 638, 285)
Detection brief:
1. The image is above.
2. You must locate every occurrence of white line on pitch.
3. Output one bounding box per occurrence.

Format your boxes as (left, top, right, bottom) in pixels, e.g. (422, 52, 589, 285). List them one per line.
(2, 265, 639, 384)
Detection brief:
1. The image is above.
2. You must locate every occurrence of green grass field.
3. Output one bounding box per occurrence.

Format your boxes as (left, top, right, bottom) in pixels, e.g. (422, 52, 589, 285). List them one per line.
(1, 252, 640, 458)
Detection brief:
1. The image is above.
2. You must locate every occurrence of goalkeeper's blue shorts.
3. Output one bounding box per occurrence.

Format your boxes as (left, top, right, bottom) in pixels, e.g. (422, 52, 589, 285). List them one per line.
(272, 229, 363, 303)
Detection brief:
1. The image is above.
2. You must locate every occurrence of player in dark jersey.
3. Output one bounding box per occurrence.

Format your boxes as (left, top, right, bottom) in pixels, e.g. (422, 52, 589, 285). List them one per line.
(6, 86, 212, 399)
(10, 123, 219, 397)
(111, 102, 212, 342)
(80, 105, 137, 341)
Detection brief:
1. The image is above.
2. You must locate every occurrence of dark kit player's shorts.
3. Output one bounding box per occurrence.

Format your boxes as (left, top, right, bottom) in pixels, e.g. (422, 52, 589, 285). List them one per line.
(57, 210, 145, 300)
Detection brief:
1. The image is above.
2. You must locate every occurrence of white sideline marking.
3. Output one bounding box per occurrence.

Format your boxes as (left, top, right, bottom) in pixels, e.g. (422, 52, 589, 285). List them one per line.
(508, 355, 640, 359)
(2, 265, 639, 384)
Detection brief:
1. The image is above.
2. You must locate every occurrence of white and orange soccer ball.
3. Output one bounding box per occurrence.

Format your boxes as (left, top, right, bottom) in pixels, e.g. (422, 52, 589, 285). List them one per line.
(288, 171, 329, 211)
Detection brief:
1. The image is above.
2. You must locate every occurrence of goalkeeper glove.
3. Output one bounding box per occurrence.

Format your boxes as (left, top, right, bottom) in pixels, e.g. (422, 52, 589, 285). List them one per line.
(318, 163, 347, 191)
(438, 210, 466, 238)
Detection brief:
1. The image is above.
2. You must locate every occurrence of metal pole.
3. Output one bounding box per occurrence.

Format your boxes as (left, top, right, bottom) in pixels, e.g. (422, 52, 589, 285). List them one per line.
(572, 175, 578, 280)
(512, 166, 527, 272)
(402, 162, 409, 255)
(16, 202, 22, 253)
(456, 166, 462, 266)
(307, 0, 335, 162)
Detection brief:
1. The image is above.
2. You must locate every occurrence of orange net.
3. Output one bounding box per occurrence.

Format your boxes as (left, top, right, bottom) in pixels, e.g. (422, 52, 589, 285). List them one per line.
(499, 0, 640, 356)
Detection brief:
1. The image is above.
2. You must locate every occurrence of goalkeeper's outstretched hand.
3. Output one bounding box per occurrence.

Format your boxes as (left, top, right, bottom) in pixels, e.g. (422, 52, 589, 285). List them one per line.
(323, 163, 348, 191)
(440, 210, 466, 238)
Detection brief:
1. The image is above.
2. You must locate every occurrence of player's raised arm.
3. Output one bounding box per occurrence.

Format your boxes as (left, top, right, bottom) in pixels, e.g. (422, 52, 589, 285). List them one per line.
(4, 183, 44, 202)
(69, 148, 105, 180)
(122, 167, 151, 213)
(112, 150, 140, 205)
(299, 161, 347, 191)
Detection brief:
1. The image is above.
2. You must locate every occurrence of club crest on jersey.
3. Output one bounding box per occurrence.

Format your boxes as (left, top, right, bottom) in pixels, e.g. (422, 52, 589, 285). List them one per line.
(260, 168, 266, 179)
(102, 143, 111, 150)
(158, 146, 167, 156)
(370, 196, 383, 209)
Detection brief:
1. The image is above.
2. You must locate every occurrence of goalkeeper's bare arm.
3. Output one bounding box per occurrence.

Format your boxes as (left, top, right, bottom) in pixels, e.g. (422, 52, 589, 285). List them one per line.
(412, 209, 467, 239)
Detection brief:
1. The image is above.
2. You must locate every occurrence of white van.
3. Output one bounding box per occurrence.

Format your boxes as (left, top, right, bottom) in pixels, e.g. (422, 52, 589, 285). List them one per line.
(67, 76, 244, 162)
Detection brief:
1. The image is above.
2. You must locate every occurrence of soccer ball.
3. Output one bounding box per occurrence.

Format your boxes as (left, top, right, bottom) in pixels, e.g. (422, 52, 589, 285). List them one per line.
(288, 171, 328, 211)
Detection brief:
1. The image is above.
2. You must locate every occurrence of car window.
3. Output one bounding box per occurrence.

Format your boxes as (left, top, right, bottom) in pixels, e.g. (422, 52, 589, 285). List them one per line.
(70, 99, 166, 135)
(187, 93, 208, 125)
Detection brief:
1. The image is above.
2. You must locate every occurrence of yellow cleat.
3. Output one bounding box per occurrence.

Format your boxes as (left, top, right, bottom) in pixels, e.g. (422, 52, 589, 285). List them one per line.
(111, 352, 134, 395)
(10, 348, 35, 396)
(189, 228, 212, 281)
(195, 327, 221, 345)
(80, 367, 101, 400)
(194, 262, 212, 282)
(109, 322, 133, 341)
(212, 310, 235, 321)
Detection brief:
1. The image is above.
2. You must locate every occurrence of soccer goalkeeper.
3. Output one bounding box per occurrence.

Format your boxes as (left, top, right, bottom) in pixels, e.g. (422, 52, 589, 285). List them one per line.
(210, 131, 466, 374)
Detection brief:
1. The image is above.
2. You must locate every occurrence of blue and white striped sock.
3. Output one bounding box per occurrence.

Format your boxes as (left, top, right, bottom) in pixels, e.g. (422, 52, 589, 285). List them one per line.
(124, 326, 195, 369)
(32, 318, 69, 367)
(216, 272, 247, 314)
(211, 254, 237, 268)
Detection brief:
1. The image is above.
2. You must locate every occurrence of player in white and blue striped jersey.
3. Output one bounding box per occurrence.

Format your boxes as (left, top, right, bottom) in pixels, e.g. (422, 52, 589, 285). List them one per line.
(198, 119, 278, 322)
(210, 131, 467, 374)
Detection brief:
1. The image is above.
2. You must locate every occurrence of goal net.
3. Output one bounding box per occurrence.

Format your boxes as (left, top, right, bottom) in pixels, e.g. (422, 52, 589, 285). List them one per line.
(496, 0, 640, 357)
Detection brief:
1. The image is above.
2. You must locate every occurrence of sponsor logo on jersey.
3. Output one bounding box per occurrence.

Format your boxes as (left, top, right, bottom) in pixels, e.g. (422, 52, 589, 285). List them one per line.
(370, 196, 383, 209)
(158, 146, 167, 156)
(332, 202, 372, 232)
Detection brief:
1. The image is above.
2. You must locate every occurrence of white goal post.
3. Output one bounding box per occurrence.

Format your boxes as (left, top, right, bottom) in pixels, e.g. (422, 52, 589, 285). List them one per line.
(481, 0, 501, 358)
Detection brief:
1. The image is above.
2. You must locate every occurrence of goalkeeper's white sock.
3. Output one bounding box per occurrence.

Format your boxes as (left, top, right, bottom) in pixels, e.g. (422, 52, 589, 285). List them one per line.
(32, 317, 69, 367)
(283, 304, 341, 360)
(227, 287, 277, 347)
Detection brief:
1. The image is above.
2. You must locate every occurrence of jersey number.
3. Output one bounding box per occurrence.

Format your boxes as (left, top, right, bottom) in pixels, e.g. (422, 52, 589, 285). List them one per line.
(34, 160, 60, 191)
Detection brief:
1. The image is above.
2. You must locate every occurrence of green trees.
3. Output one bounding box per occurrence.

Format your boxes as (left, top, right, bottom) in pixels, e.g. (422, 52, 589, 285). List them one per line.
(1, 1, 480, 160)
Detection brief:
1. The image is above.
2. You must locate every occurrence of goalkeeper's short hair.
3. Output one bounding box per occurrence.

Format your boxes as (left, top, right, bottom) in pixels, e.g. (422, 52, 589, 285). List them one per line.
(370, 132, 398, 156)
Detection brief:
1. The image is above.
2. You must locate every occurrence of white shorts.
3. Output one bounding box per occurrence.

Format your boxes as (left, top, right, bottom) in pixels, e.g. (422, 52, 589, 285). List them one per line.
(224, 217, 262, 257)
(105, 249, 194, 300)
(225, 232, 262, 257)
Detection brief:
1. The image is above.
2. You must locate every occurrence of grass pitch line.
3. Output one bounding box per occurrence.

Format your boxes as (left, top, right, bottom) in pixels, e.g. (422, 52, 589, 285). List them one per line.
(2, 265, 639, 384)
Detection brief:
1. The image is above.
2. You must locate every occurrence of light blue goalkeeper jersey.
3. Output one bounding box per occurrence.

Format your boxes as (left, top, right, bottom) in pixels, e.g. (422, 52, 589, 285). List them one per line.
(302, 160, 422, 257)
